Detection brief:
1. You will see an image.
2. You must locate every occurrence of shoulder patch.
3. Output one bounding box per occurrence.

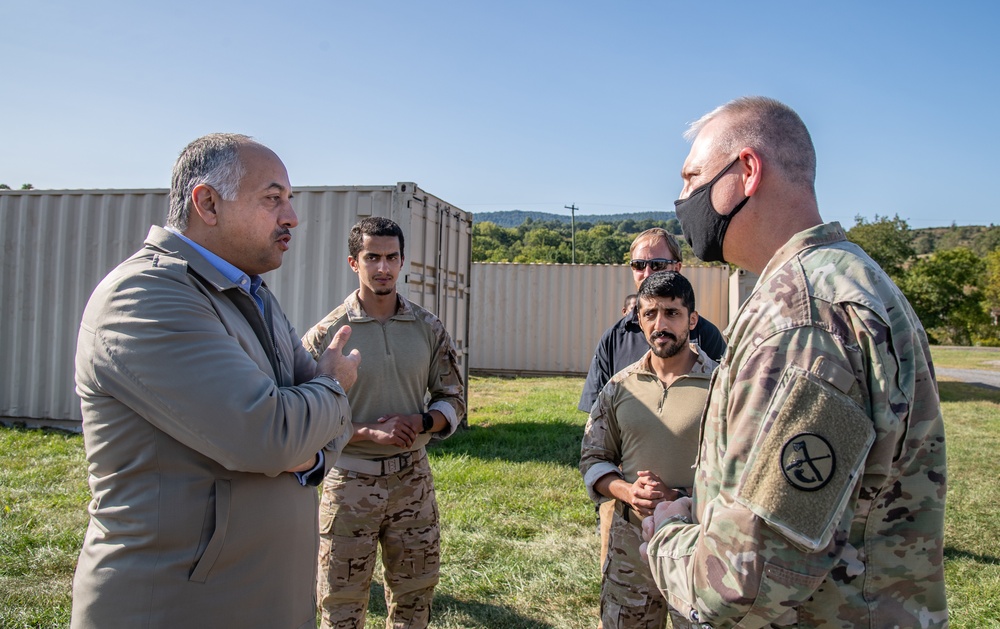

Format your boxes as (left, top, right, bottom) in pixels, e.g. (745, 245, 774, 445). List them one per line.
(780, 432, 835, 491)
(737, 365, 875, 550)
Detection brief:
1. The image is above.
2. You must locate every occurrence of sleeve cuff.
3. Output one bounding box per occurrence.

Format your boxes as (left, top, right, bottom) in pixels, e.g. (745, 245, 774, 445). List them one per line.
(428, 401, 460, 439)
(313, 374, 346, 396)
(583, 463, 623, 503)
(293, 450, 325, 487)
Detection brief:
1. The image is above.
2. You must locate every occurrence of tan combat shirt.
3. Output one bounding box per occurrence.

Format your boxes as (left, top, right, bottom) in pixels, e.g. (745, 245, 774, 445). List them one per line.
(301, 290, 466, 460)
(581, 345, 718, 504)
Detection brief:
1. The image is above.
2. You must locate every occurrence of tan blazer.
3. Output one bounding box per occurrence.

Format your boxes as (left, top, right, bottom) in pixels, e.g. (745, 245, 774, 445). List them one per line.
(71, 226, 351, 628)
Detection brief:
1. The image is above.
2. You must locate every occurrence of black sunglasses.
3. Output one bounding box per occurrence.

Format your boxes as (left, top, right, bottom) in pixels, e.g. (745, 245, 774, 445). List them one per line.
(629, 258, 679, 272)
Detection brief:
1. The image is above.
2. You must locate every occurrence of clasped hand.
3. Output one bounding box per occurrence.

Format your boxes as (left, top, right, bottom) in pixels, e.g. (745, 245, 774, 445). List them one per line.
(639, 496, 693, 562)
(366, 413, 423, 448)
(628, 470, 688, 518)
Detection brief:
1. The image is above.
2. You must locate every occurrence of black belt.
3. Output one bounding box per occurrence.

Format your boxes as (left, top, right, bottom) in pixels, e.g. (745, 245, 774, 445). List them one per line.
(614, 500, 644, 528)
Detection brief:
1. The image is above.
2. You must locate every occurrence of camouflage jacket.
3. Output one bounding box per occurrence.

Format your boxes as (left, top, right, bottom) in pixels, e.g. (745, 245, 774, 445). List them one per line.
(646, 223, 948, 628)
(301, 290, 466, 460)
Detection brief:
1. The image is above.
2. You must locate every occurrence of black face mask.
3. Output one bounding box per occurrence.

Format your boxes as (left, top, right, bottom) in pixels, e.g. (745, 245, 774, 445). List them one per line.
(673, 157, 749, 263)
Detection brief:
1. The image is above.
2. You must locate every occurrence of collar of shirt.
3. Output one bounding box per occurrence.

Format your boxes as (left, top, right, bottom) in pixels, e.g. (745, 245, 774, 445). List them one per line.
(623, 308, 642, 332)
(636, 343, 717, 381)
(755, 221, 847, 292)
(164, 226, 265, 313)
(344, 289, 415, 322)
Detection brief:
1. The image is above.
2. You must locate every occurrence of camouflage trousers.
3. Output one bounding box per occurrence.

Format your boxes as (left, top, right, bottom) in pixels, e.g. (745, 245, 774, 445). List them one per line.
(601, 505, 668, 629)
(599, 499, 615, 570)
(317, 450, 440, 629)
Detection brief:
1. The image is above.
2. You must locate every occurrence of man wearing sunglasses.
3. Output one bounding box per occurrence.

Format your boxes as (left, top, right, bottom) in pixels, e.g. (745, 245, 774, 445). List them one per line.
(578, 228, 725, 414)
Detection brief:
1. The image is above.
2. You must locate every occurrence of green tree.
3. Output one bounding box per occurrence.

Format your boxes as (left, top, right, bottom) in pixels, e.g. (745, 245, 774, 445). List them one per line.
(846, 214, 915, 282)
(984, 249, 1000, 341)
(0, 183, 10, 190)
(901, 247, 988, 345)
(515, 227, 570, 263)
(973, 226, 1000, 257)
(575, 224, 631, 264)
(986, 249, 1000, 311)
(473, 221, 521, 262)
(616, 219, 638, 235)
(471, 216, 688, 264)
(20, 183, 34, 190)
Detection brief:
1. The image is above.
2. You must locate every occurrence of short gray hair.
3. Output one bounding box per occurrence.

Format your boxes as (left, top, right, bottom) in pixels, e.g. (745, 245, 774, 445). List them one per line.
(685, 96, 816, 189)
(167, 133, 255, 230)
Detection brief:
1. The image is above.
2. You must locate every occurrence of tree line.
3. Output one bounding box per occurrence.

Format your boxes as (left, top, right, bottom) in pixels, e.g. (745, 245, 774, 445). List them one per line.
(846, 215, 1000, 346)
(473, 214, 1000, 346)
(473, 217, 695, 265)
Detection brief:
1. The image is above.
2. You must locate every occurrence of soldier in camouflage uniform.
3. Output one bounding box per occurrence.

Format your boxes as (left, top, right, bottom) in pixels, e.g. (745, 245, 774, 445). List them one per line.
(582, 272, 718, 628)
(641, 96, 948, 628)
(302, 217, 466, 629)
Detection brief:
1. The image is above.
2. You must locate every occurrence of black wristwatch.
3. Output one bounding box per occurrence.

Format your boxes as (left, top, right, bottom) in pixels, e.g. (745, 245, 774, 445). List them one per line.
(421, 412, 435, 434)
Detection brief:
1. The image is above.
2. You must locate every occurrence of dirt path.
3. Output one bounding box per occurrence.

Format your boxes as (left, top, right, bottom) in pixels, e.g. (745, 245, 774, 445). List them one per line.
(936, 368, 1000, 389)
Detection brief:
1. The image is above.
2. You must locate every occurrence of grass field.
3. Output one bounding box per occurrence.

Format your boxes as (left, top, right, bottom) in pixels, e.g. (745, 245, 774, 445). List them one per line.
(1, 348, 998, 628)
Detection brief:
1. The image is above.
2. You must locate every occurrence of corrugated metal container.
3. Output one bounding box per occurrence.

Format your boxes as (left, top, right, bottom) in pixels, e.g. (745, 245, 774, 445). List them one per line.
(0, 183, 471, 427)
(729, 268, 759, 322)
(469, 262, 730, 375)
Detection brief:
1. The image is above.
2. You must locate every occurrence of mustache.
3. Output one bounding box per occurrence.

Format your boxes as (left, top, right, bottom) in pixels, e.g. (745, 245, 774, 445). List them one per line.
(274, 228, 292, 239)
(650, 330, 676, 342)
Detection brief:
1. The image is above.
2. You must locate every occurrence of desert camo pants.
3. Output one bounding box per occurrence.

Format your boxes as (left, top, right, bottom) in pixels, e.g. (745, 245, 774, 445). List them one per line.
(601, 507, 668, 629)
(317, 451, 440, 629)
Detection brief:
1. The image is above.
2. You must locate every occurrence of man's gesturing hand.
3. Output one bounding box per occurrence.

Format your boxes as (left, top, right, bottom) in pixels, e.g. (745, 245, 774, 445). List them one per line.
(317, 325, 361, 392)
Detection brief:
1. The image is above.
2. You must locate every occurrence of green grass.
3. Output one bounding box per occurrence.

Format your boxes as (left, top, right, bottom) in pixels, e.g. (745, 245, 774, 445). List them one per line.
(2, 347, 998, 627)
(938, 380, 1000, 626)
(0, 429, 89, 628)
(930, 346, 1000, 371)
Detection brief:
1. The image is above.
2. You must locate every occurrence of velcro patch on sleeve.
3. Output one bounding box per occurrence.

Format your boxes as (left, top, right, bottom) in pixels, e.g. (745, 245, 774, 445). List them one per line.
(738, 366, 875, 551)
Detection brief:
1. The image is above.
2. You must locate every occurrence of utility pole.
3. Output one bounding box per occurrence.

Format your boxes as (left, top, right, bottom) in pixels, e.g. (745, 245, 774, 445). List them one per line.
(564, 204, 578, 264)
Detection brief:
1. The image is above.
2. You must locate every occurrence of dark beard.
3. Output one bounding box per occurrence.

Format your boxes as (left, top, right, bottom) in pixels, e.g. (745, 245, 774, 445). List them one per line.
(648, 329, 688, 359)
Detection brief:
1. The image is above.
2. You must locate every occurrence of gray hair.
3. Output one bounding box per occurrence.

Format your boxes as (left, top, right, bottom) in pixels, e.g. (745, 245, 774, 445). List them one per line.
(167, 133, 255, 230)
(685, 96, 816, 189)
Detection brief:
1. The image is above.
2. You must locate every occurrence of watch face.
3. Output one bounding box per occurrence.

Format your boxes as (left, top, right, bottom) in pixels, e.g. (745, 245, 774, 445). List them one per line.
(423, 413, 434, 432)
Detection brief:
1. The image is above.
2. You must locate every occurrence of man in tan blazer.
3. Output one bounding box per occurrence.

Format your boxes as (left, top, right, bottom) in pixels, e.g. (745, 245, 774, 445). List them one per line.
(71, 133, 360, 629)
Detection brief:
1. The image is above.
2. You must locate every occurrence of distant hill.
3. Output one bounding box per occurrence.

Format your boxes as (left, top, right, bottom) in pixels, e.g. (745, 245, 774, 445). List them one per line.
(910, 224, 1000, 257)
(474, 209, 676, 228)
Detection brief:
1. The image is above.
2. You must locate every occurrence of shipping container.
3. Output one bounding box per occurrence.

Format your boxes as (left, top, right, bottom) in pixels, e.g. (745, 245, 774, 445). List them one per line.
(0, 184, 472, 428)
(469, 262, 731, 375)
(729, 268, 759, 322)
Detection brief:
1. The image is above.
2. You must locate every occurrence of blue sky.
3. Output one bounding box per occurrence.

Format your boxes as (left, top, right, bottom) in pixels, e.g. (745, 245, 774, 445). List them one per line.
(3, 1, 997, 227)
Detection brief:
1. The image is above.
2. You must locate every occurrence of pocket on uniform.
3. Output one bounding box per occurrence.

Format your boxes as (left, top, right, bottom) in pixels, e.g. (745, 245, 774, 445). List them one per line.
(190, 479, 231, 583)
(735, 561, 825, 628)
(318, 491, 339, 536)
(399, 529, 440, 577)
(601, 576, 666, 628)
(318, 471, 353, 536)
(603, 574, 649, 608)
(319, 534, 378, 588)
